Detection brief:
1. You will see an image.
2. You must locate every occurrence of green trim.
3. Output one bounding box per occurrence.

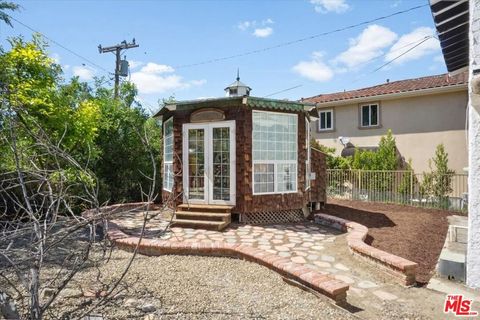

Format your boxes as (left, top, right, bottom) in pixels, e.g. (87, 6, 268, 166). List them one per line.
(153, 96, 316, 118)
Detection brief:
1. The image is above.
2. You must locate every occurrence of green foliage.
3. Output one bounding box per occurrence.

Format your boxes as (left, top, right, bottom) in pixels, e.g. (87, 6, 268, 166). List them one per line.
(0, 1, 19, 27)
(311, 139, 352, 169)
(0, 35, 162, 207)
(352, 129, 398, 170)
(420, 144, 455, 207)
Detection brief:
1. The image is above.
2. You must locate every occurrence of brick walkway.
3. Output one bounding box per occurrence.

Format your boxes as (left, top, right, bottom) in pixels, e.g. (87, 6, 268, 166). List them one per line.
(108, 209, 479, 319)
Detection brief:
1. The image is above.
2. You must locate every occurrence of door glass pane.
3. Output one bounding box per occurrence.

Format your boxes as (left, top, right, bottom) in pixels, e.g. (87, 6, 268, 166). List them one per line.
(188, 129, 205, 200)
(212, 127, 230, 201)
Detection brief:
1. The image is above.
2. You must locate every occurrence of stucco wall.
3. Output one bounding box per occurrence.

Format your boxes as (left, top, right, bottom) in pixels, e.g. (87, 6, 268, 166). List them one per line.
(312, 90, 468, 173)
(467, 0, 480, 288)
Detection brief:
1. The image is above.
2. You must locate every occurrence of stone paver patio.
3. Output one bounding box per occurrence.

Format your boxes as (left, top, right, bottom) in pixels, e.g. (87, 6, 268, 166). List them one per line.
(109, 209, 479, 319)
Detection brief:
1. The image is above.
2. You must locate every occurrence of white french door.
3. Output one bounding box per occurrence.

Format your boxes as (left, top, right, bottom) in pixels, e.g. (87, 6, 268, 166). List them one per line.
(182, 121, 236, 205)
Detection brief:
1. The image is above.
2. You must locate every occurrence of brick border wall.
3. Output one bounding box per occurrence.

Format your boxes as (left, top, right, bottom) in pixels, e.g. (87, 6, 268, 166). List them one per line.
(87, 203, 349, 304)
(314, 213, 417, 286)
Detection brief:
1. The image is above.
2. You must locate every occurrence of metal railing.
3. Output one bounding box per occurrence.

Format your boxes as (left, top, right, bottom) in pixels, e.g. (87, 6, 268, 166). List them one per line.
(326, 169, 468, 212)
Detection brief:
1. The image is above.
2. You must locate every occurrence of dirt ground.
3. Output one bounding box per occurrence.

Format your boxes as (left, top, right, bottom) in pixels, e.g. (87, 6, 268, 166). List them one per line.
(321, 198, 454, 284)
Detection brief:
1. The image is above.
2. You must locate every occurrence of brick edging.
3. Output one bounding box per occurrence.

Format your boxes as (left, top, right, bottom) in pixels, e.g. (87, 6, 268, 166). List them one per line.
(314, 213, 417, 286)
(102, 219, 349, 304)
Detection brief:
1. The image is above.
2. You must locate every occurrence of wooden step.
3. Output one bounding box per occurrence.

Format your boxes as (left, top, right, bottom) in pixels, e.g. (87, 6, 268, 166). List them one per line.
(172, 219, 229, 231)
(175, 211, 231, 221)
(177, 204, 233, 213)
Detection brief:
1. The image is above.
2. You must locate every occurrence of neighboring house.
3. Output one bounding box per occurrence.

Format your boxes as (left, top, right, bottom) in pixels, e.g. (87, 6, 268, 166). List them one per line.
(303, 73, 468, 174)
(154, 76, 325, 229)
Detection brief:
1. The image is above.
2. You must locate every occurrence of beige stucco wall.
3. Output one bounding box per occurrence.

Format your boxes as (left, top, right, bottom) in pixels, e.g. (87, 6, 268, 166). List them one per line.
(313, 90, 468, 174)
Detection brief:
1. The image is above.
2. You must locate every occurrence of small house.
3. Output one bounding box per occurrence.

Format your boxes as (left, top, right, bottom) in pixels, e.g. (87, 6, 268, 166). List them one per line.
(154, 76, 326, 230)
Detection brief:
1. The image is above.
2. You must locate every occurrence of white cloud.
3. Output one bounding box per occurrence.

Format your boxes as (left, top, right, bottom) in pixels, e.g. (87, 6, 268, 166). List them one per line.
(385, 27, 440, 64)
(334, 25, 397, 69)
(128, 60, 144, 69)
(238, 21, 253, 31)
(140, 62, 175, 74)
(130, 62, 205, 94)
(292, 52, 334, 82)
(73, 65, 96, 81)
(253, 27, 273, 38)
(238, 18, 274, 37)
(310, 0, 350, 13)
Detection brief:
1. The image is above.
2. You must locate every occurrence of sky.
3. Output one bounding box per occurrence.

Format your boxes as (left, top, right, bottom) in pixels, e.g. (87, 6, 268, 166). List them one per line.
(0, 0, 445, 113)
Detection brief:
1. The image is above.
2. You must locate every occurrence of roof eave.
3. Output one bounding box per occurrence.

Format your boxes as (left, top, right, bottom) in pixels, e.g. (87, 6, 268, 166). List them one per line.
(313, 83, 468, 107)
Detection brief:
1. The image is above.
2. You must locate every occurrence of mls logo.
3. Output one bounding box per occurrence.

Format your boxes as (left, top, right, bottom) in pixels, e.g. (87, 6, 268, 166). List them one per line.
(444, 294, 478, 317)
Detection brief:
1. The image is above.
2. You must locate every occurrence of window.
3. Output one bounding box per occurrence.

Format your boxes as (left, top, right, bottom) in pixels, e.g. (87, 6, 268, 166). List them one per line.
(252, 111, 297, 194)
(305, 118, 311, 190)
(163, 117, 174, 191)
(318, 109, 333, 131)
(361, 104, 379, 127)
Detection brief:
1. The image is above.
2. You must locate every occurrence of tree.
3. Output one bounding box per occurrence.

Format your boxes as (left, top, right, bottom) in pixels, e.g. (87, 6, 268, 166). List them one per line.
(0, 1, 19, 27)
(421, 144, 455, 208)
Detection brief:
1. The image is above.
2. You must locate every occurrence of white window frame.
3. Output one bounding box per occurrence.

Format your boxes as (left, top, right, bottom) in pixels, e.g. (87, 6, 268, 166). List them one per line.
(360, 103, 380, 127)
(318, 109, 334, 131)
(305, 117, 311, 191)
(163, 117, 174, 191)
(252, 110, 298, 195)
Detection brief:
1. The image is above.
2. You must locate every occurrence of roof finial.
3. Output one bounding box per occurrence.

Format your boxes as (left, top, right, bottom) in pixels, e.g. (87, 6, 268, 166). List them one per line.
(236, 68, 240, 81)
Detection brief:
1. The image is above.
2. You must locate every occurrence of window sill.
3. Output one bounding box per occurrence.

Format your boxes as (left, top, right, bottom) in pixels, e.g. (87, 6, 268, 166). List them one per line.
(253, 191, 298, 196)
(358, 125, 382, 130)
(317, 128, 335, 133)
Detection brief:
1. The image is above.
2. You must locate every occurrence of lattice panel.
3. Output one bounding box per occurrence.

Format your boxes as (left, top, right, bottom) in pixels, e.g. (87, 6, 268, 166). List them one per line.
(241, 209, 305, 225)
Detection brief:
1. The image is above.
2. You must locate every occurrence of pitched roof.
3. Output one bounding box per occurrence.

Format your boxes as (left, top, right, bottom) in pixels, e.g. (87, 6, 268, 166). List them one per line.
(303, 72, 468, 104)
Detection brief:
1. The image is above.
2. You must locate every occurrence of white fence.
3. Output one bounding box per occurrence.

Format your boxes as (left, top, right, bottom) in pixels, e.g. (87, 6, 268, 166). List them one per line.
(326, 169, 468, 212)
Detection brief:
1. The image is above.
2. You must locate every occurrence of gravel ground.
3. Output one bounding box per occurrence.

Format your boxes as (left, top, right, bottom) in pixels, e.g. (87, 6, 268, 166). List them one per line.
(43, 250, 356, 320)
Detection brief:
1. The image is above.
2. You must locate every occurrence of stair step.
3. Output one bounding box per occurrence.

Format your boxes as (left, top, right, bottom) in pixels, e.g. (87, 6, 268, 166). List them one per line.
(175, 211, 231, 220)
(177, 204, 233, 213)
(172, 219, 229, 231)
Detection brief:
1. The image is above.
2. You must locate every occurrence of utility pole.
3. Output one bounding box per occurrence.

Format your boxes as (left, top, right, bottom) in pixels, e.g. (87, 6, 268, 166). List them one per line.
(98, 39, 139, 99)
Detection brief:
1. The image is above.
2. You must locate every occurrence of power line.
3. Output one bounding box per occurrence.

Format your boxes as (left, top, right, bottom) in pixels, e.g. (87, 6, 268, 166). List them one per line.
(174, 4, 429, 69)
(7, 15, 111, 75)
(264, 85, 303, 98)
(350, 36, 434, 84)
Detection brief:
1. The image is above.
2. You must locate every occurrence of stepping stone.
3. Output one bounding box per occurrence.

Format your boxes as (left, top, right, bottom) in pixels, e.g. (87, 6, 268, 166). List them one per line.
(291, 256, 307, 264)
(372, 290, 398, 301)
(266, 249, 277, 254)
(307, 254, 319, 261)
(301, 242, 314, 248)
(313, 261, 331, 268)
(279, 252, 291, 257)
(226, 238, 237, 243)
(334, 263, 350, 271)
(335, 275, 355, 284)
(275, 246, 290, 252)
(284, 243, 296, 248)
(258, 245, 271, 250)
(320, 255, 335, 262)
(294, 251, 308, 257)
(311, 246, 324, 251)
(357, 280, 378, 289)
(271, 239, 283, 244)
(349, 287, 366, 297)
(274, 235, 284, 239)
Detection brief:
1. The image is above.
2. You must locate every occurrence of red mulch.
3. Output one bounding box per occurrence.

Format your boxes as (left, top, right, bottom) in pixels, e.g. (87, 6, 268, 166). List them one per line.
(320, 198, 457, 284)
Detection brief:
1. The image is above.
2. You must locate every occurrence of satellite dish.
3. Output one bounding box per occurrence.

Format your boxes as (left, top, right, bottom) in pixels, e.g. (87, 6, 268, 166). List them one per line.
(339, 136, 350, 146)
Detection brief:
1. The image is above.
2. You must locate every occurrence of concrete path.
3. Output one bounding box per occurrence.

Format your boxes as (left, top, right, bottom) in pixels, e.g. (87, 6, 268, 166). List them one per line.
(110, 209, 480, 319)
